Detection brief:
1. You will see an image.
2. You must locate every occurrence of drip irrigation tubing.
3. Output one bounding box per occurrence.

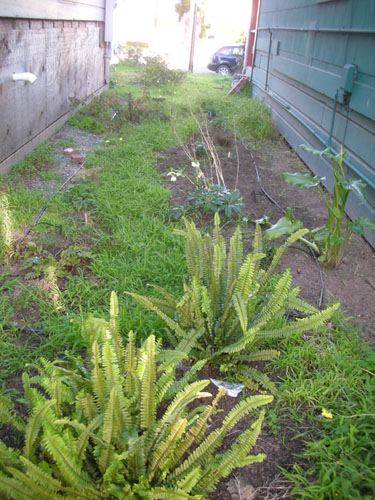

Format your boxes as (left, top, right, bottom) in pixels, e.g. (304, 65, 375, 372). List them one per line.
(242, 140, 325, 309)
(2, 324, 51, 335)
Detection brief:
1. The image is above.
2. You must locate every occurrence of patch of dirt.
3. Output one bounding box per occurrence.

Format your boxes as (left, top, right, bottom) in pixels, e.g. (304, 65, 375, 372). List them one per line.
(157, 136, 375, 344)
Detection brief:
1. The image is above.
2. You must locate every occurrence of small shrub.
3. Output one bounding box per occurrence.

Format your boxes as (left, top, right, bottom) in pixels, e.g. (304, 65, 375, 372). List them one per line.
(0, 292, 272, 499)
(122, 41, 148, 65)
(128, 215, 339, 391)
(138, 55, 186, 88)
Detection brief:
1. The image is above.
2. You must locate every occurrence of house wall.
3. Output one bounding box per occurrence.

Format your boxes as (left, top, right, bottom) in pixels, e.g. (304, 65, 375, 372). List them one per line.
(0, 0, 113, 173)
(249, 0, 375, 248)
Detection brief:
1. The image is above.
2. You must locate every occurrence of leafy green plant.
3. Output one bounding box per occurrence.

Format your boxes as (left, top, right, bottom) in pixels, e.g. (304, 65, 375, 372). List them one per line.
(23, 245, 93, 280)
(280, 145, 375, 268)
(127, 215, 339, 391)
(10, 144, 55, 177)
(64, 183, 94, 211)
(0, 292, 272, 499)
(68, 115, 105, 134)
(138, 55, 186, 88)
(168, 185, 244, 220)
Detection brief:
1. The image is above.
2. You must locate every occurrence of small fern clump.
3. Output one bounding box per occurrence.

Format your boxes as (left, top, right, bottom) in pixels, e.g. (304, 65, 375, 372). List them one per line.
(0, 292, 272, 500)
(127, 215, 339, 391)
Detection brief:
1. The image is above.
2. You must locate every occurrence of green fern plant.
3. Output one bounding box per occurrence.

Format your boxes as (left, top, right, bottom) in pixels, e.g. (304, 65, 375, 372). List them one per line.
(127, 215, 339, 391)
(0, 292, 272, 500)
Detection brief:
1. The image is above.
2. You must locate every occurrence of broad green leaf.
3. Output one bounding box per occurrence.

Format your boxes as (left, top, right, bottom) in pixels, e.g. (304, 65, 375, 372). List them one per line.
(347, 179, 367, 203)
(264, 209, 303, 242)
(281, 172, 325, 189)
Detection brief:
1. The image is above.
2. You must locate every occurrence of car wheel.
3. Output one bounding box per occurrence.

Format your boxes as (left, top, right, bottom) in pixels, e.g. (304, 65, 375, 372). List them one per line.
(217, 65, 231, 75)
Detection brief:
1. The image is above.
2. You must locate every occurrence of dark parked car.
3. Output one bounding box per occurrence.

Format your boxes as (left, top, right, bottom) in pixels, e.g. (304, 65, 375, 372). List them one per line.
(207, 45, 244, 75)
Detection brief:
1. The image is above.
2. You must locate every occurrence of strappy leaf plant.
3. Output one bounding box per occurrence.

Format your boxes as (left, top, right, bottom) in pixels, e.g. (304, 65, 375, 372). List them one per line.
(0, 292, 272, 500)
(127, 215, 339, 391)
(281, 145, 375, 268)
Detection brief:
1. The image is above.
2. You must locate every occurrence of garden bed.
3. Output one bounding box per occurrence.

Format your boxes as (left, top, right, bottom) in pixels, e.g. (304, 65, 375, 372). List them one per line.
(157, 135, 375, 344)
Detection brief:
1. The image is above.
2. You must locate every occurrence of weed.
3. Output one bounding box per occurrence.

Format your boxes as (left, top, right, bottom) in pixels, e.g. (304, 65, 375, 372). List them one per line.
(9, 144, 55, 177)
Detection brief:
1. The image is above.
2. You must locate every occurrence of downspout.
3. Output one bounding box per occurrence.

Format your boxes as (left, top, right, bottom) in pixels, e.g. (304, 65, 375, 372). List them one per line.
(265, 28, 272, 91)
(250, 0, 261, 81)
(104, 0, 115, 84)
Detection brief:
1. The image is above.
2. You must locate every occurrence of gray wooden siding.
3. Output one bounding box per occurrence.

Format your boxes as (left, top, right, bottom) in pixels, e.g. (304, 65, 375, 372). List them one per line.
(0, 0, 111, 173)
(1, 0, 105, 22)
(250, 0, 375, 248)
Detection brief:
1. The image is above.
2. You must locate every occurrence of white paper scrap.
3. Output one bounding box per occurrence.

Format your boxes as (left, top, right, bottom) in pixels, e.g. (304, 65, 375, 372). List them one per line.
(210, 378, 244, 397)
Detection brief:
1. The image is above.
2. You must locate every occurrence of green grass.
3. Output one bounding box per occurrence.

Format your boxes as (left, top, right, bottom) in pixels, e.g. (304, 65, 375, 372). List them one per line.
(268, 314, 375, 499)
(0, 61, 374, 499)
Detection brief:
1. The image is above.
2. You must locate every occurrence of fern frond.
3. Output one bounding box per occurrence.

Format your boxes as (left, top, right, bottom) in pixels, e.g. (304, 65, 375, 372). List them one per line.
(235, 253, 265, 299)
(0, 394, 25, 431)
(90, 341, 106, 411)
(42, 427, 92, 489)
(109, 291, 126, 372)
(156, 350, 188, 367)
(232, 293, 248, 333)
(126, 291, 188, 339)
(285, 295, 319, 315)
(148, 381, 210, 460)
(227, 226, 243, 288)
(141, 335, 156, 431)
(81, 393, 97, 420)
(82, 317, 108, 347)
(238, 366, 279, 394)
(54, 416, 105, 456)
(0, 471, 58, 500)
(102, 338, 121, 395)
(148, 284, 178, 308)
(156, 369, 176, 404)
(175, 323, 205, 355)
(258, 303, 340, 338)
(252, 224, 263, 253)
(262, 229, 309, 285)
(0, 441, 21, 473)
(152, 487, 201, 499)
(166, 359, 206, 399)
(215, 326, 258, 355)
(172, 388, 225, 467)
(176, 466, 202, 494)
(200, 286, 214, 336)
(99, 386, 120, 473)
(172, 394, 272, 480)
(19, 456, 63, 493)
(23, 400, 56, 459)
(125, 330, 137, 395)
(148, 418, 187, 481)
(256, 269, 291, 327)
